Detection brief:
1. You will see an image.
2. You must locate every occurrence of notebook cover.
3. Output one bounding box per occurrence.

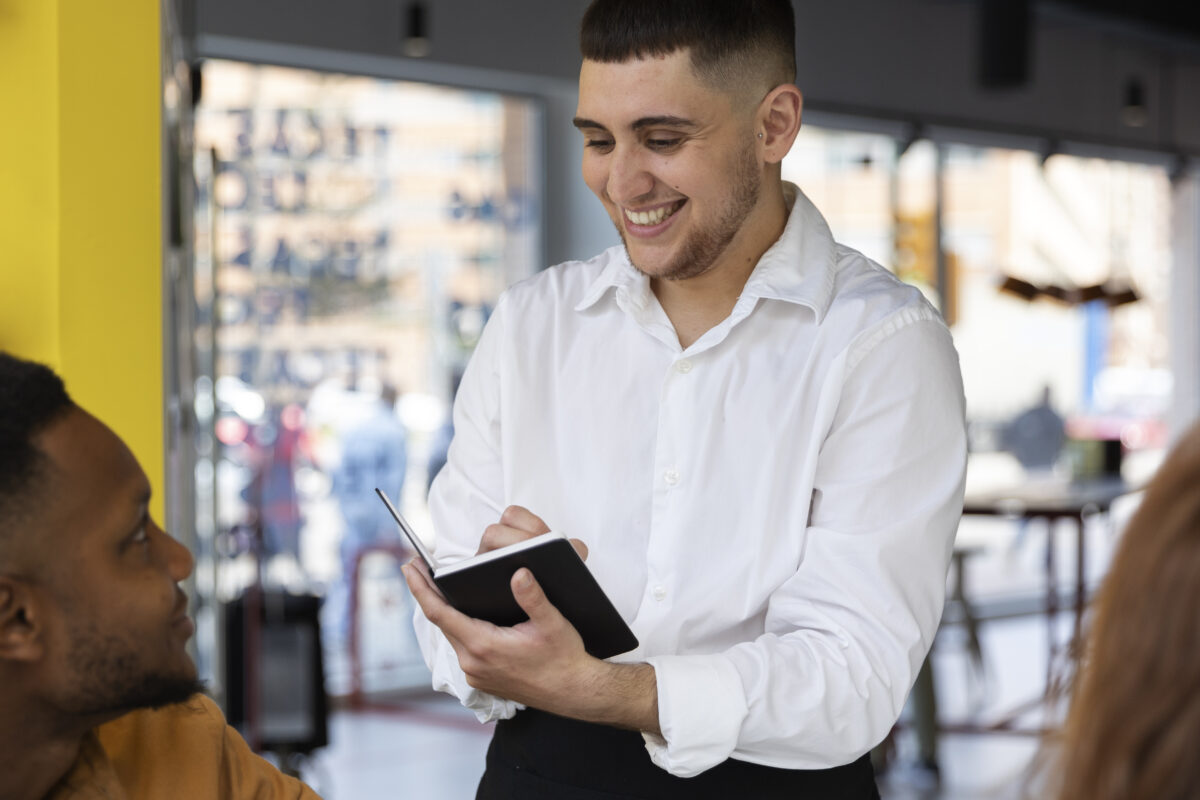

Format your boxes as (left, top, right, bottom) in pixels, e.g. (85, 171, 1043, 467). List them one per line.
(435, 538, 638, 659)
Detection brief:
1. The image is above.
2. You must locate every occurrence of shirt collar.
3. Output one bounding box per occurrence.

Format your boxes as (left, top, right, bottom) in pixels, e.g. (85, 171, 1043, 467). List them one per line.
(574, 245, 649, 312)
(574, 182, 839, 322)
(741, 182, 838, 321)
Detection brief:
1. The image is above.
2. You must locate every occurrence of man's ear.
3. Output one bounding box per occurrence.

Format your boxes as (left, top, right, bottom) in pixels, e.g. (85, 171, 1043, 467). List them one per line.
(0, 578, 45, 663)
(757, 84, 803, 165)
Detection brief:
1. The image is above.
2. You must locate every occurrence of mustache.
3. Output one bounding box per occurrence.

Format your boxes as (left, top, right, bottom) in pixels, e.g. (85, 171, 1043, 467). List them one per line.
(171, 589, 189, 619)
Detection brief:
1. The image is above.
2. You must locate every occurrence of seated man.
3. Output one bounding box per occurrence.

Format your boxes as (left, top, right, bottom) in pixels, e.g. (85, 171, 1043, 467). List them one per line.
(0, 351, 320, 800)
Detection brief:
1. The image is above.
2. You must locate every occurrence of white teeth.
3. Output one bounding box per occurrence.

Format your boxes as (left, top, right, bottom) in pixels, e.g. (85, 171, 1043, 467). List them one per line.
(624, 202, 679, 226)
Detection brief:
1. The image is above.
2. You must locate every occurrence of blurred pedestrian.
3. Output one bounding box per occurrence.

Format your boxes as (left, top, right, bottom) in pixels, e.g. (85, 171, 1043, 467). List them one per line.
(241, 404, 307, 564)
(328, 384, 407, 641)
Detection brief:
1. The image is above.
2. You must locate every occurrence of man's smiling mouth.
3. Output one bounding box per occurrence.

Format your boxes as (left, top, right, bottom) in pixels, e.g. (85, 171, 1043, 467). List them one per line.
(623, 199, 686, 226)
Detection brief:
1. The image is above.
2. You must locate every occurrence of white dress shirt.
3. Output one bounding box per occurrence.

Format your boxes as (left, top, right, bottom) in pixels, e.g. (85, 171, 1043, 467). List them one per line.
(413, 183, 967, 777)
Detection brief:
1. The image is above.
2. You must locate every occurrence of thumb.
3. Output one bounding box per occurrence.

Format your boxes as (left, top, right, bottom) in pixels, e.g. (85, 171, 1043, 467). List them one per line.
(569, 537, 589, 561)
(510, 568, 560, 626)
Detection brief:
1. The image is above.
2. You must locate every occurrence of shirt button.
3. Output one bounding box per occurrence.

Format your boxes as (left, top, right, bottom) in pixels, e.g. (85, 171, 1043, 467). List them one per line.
(652, 585, 667, 601)
(676, 359, 693, 374)
(663, 469, 680, 486)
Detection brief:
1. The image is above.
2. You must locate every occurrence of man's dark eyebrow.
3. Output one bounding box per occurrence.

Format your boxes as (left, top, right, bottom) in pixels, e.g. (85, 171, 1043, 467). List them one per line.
(572, 116, 700, 132)
(572, 117, 606, 131)
(630, 116, 698, 131)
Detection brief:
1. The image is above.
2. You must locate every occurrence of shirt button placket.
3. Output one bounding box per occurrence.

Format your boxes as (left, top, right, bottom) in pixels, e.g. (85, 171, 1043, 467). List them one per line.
(648, 358, 685, 620)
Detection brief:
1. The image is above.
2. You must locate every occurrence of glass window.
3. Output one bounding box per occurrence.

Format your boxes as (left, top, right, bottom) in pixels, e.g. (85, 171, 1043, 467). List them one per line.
(784, 125, 896, 267)
(786, 128, 1171, 476)
(943, 147, 1171, 473)
(192, 61, 542, 695)
(784, 127, 1173, 611)
(784, 127, 944, 314)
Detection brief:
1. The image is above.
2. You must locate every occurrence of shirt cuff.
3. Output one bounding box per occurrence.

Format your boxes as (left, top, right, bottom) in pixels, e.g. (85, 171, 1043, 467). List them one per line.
(428, 661, 524, 721)
(641, 653, 749, 777)
(419, 612, 523, 722)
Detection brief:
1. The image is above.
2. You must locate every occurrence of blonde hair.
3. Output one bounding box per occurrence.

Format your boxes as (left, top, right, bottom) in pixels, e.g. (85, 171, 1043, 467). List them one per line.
(1054, 421, 1200, 799)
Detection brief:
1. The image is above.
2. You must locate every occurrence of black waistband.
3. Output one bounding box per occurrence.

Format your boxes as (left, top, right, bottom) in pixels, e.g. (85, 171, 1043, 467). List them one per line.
(476, 708, 879, 800)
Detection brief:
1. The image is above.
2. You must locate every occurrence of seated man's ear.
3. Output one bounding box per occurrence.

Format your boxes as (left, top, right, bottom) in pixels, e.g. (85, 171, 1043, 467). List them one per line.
(0, 579, 45, 663)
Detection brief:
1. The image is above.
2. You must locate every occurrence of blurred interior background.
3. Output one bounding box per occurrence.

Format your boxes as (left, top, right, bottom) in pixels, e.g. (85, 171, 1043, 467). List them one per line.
(3, 1, 1200, 797)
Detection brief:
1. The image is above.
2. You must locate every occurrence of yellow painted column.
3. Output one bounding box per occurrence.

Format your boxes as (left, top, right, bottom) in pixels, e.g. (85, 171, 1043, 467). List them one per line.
(0, 0, 60, 365)
(0, 0, 164, 519)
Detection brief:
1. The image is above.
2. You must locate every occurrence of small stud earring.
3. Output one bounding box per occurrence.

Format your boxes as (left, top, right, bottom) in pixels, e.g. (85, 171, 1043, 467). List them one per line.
(757, 132, 764, 139)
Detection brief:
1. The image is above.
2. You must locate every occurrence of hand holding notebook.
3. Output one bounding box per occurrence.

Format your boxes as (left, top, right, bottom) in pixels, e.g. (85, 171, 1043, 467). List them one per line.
(376, 488, 638, 659)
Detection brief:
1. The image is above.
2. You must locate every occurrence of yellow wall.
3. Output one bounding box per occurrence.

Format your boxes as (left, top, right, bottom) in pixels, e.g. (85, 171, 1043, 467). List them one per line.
(0, 0, 164, 519)
(0, 0, 60, 365)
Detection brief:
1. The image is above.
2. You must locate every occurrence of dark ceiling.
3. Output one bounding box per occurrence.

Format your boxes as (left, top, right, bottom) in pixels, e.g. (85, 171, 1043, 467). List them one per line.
(1050, 0, 1200, 46)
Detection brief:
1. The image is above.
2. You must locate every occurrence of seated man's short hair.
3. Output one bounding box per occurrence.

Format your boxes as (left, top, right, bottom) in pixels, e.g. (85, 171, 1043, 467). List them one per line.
(0, 352, 75, 536)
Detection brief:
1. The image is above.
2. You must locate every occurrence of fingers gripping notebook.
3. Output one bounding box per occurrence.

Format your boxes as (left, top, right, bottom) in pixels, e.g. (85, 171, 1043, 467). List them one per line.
(376, 488, 637, 659)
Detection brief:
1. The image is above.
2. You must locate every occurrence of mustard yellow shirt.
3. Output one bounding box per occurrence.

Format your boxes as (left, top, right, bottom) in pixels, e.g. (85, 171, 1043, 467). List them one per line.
(45, 695, 321, 799)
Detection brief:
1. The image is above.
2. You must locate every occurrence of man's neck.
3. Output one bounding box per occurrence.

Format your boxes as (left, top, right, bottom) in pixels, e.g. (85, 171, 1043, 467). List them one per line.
(652, 185, 789, 349)
(0, 697, 94, 800)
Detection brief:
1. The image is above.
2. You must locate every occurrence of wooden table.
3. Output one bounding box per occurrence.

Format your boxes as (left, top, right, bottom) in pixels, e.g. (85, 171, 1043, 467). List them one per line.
(963, 476, 1133, 653)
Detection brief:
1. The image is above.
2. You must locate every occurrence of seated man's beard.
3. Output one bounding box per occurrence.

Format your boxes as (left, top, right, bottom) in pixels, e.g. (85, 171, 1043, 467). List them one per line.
(57, 623, 204, 716)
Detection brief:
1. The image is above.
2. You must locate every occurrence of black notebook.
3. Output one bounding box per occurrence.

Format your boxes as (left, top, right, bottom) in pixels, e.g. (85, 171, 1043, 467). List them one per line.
(376, 488, 638, 659)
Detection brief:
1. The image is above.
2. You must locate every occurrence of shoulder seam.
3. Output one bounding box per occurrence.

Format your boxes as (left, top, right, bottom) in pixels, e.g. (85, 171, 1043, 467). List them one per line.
(845, 304, 945, 374)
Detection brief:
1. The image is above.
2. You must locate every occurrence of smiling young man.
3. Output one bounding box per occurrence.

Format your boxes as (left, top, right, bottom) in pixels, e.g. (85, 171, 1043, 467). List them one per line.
(0, 352, 319, 800)
(405, 1, 967, 797)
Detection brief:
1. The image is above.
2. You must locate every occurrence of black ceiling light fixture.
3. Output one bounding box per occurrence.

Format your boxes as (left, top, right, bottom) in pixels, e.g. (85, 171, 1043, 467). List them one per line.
(1169, 154, 1191, 186)
(1120, 77, 1148, 128)
(403, 2, 430, 58)
(979, 0, 1033, 90)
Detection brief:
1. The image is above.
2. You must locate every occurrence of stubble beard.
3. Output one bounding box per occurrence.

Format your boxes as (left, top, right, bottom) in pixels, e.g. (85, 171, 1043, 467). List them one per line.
(619, 140, 762, 282)
(57, 620, 204, 717)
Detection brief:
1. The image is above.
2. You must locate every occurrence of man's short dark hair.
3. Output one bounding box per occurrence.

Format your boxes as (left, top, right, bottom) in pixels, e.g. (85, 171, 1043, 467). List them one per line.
(580, 0, 796, 95)
(0, 352, 74, 536)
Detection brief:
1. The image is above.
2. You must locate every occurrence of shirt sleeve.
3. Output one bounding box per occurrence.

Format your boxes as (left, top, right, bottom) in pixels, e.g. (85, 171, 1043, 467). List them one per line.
(95, 695, 322, 798)
(411, 294, 524, 722)
(643, 309, 967, 776)
(205, 700, 323, 799)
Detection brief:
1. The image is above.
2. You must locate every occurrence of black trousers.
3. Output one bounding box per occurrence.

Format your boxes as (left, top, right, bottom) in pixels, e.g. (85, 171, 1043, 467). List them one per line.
(476, 709, 880, 800)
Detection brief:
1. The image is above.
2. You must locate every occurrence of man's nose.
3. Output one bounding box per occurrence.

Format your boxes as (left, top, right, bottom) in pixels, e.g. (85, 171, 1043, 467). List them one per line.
(158, 524, 196, 582)
(606, 146, 654, 206)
